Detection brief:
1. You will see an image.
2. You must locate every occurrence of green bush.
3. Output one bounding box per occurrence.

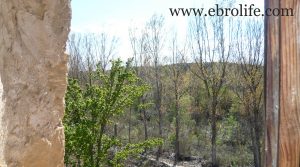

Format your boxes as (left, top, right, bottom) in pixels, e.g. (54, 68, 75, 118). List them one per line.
(64, 60, 162, 167)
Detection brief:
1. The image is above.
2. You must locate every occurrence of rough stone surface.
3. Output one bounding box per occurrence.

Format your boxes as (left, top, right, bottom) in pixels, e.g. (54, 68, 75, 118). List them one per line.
(0, 0, 71, 166)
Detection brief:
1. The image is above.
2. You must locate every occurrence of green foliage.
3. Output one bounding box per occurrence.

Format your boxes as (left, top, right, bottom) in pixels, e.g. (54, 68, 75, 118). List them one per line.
(65, 58, 262, 166)
(218, 114, 238, 145)
(64, 59, 161, 167)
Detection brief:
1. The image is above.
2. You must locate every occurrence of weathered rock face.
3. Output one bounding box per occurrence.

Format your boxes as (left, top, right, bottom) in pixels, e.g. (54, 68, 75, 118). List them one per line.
(0, 0, 71, 166)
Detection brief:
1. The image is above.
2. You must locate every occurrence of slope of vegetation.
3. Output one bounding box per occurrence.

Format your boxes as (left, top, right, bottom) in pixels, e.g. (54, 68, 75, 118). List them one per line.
(64, 13, 264, 167)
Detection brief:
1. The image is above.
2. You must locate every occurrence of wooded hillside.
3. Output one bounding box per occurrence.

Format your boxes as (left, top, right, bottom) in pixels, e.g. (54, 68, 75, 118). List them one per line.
(64, 15, 264, 167)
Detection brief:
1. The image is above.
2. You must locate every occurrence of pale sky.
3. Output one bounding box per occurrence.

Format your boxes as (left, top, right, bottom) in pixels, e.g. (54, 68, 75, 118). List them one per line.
(70, 0, 264, 60)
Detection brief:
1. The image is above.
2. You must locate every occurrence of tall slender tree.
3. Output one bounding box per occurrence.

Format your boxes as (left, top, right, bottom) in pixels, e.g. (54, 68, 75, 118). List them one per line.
(145, 14, 165, 160)
(167, 34, 188, 165)
(189, 14, 233, 167)
(129, 27, 151, 141)
(232, 19, 264, 167)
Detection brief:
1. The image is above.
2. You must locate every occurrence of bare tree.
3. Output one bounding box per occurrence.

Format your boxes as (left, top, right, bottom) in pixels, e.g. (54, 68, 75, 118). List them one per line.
(67, 33, 118, 85)
(189, 14, 233, 166)
(232, 18, 264, 167)
(145, 15, 165, 160)
(67, 33, 85, 82)
(129, 27, 151, 141)
(167, 34, 188, 165)
(82, 34, 96, 85)
(94, 33, 118, 72)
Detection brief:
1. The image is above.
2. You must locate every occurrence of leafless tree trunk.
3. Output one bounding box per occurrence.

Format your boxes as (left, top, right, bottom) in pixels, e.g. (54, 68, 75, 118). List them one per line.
(145, 15, 165, 160)
(128, 107, 132, 143)
(232, 19, 264, 167)
(189, 14, 233, 167)
(168, 35, 187, 165)
(129, 27, 151, 141)
(142, 98, 148, 140)
(114, 123, 118, 138)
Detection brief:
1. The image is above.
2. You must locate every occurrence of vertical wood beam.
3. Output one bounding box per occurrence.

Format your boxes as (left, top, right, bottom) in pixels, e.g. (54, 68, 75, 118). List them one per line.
(278, 0, 300, 166)
(265, 0, 280, 166)
(265, 0, 300, 166)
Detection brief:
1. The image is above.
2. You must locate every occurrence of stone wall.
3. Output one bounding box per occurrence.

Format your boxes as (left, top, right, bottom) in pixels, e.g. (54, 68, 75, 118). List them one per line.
(0, 0, 71, 166)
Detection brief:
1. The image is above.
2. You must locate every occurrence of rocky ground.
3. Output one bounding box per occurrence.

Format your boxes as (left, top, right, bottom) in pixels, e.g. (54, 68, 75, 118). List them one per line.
(127, 154, 210, 167)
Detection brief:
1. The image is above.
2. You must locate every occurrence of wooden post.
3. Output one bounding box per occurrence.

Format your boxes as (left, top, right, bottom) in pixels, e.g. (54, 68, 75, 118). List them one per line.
(265, 0, 300, 166)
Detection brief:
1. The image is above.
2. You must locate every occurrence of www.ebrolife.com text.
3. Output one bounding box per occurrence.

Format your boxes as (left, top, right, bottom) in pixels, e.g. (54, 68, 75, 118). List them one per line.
(169, 4, 294, 17)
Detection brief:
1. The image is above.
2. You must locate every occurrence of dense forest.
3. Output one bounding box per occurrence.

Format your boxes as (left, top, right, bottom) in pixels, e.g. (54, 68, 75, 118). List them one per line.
(64, 14, 264, 167)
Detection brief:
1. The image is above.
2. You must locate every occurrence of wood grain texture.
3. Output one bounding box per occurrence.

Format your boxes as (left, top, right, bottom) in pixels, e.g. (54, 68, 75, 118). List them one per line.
(278, 0, 300, 166)
(265, 0, 300, 166)
(265, 0, 280, 166)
